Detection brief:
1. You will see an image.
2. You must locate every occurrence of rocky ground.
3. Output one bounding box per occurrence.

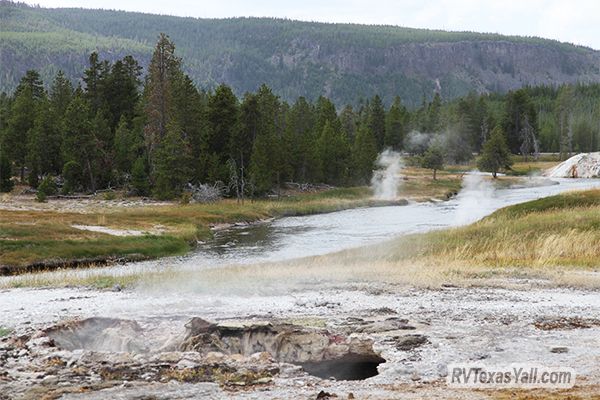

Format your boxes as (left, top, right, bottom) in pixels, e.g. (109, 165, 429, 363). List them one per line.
(1, 280, 599, 399)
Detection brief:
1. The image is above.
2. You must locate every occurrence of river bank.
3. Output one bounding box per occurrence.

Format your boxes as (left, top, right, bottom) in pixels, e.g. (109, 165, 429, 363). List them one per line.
(0, 167, 462, 275)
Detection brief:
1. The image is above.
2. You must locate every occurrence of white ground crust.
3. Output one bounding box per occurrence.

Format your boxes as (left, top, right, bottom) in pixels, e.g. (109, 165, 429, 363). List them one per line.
(545, 152, 600, 178)
(71, 224, 146, 236)
(1, 282, 599, 398)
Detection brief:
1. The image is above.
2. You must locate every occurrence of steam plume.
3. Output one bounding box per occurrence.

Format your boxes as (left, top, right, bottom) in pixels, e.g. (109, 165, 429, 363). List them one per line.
(371, 150, 403, 200)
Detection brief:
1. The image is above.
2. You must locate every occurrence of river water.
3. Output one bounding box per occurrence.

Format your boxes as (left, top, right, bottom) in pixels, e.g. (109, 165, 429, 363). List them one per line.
(185, 176, 600, 267)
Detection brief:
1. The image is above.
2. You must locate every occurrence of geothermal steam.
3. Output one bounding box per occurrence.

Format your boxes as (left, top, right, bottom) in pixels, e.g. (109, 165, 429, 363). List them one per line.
(371, 150, 402, 200)
(453, 172, 495, 225)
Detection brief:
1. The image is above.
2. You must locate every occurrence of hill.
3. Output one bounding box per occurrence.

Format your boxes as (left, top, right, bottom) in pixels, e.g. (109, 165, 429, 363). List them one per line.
(2, 1, 600, 106)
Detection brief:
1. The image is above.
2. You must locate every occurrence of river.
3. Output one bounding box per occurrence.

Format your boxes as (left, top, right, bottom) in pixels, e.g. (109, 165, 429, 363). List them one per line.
(3, 176, 600, 284)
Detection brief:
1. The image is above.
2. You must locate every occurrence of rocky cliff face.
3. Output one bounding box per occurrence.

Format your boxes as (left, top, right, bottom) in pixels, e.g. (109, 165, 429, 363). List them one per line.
(264, 39, 600, 105)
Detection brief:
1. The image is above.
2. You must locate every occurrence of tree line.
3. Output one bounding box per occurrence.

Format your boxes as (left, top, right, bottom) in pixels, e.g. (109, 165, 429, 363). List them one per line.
(1, 33, 599, 199)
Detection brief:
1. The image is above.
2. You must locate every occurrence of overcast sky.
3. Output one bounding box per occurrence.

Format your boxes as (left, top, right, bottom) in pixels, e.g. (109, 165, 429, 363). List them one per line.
(23, 0, 600, 50)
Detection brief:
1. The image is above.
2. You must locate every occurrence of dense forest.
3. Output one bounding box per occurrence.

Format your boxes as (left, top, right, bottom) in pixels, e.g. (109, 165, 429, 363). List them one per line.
(2, 1, 600, 107)
(1, 33, 600, 200)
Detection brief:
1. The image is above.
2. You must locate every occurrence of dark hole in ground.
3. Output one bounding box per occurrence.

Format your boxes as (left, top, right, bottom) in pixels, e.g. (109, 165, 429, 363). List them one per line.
(299, 354, 385, 380)
(47, 317, 387, 381)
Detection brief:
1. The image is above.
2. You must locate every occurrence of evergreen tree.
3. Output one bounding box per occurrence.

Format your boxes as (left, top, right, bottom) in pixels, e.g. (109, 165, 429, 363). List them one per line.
(15, 70, 44, 100)
(249, 131, 275, 194)
(62, 94, 99, 191)
(385, 96, 408, 150)
(131, 156, 150, 196)
(114, 116, 144, 173)
(172, 74, 206, 182)
(152, 122, 193, 199)
(421, 145, 444, 180)
(230, 93, 258, 198)
(502, 89, 537, 154)
(205, 84, 238, 183)
(369, 95, 386, 151)
(339, 105, 358, 142)
(61, 161, 81, 194)
(0, 149, 13, 192)
(315, 96, 340, 134)
(49, 71, 73, 118)
(315, 121, 350, 185)
(352, 123, 378, 184)
(477, 126, 513, 178)
(4, 85, 36, 181)
(427, 92, 442, 132)
(28, 95, 62, 177)
(249, 85, 283, 193)
(284, 96, 317, 182)
(104, 56, 142, 129)
(83, 52, 110, 113)
(91, 110, 114, 188)
(143, 33, 182, 164)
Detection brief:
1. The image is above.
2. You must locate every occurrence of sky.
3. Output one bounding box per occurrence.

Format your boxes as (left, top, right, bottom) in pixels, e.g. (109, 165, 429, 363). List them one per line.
(22, 0, 600, 50)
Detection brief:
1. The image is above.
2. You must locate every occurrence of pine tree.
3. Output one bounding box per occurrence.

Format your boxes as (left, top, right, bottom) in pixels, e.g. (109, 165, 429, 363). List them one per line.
(143, 34, 182, 163)
(369, 95, 386, 151)
(502, 89, 537, 154)
(478, 126, 513, 178)
(131, 156, 150, 196)
(315, 96, 340, 134)
(114, 116, 142, 173)
(62, 94, 99, 191)
(284, 96, 317, 182)
(205, 84, 238, 183)
(152, 122, 193, 199)
(421, 145, 444, 180)
(427, 92, 442, 132)
(15, 70, 44, 100)
(249, 85, 283, 194)
(0, 149, 13, 192)
(49, 71, 73, 118)
(249, 131, 275, 194)
(83, 52, 110, 113)
(105, 56, 142, 129)
(352, 124, 378, 184)
(4, 85, 36, 181)
(315, 121, 350, 185)
(28, 96, 62, 177)
(385, 96, 408, 150)
(172, 74, 206, 182)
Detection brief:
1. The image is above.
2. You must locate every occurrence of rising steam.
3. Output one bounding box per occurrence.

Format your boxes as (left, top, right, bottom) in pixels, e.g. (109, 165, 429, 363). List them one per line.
(453, 172, 495, 225)
(371, 150, 403, 200)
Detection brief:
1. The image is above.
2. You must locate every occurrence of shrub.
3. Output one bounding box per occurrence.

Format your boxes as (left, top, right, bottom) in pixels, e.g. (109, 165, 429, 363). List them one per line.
(36, 189, 47, 203)
(38, 176, 58, 196)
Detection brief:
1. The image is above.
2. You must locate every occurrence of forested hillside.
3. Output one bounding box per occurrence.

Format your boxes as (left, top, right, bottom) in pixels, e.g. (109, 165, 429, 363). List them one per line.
(2, 1, 600, 106)
(2, 32, 600, 201)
